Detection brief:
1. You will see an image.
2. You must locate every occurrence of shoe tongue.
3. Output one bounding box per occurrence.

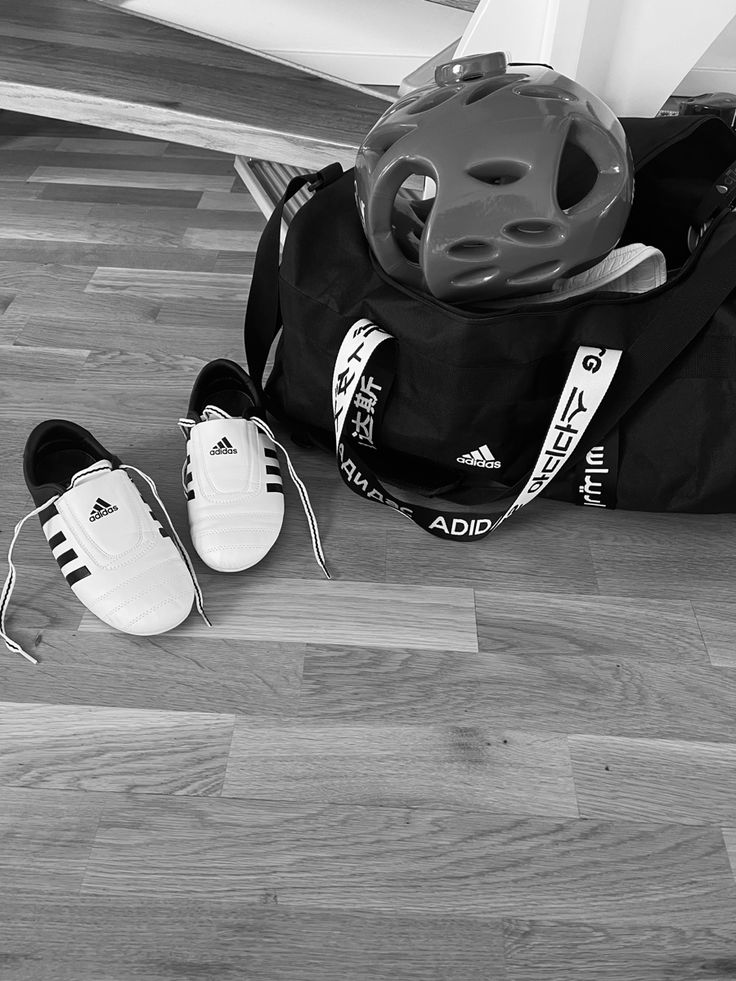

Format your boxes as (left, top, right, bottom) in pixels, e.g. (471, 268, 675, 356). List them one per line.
(61, 465, 145, 556)
(202, 404, 235, 423)
(198, 417, 261, 493)
(67, 459, 114, 489)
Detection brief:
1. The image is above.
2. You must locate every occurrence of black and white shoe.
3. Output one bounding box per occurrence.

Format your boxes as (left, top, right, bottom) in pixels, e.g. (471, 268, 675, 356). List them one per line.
(179, 359, 329, 577)
(1, 420, 209, 664)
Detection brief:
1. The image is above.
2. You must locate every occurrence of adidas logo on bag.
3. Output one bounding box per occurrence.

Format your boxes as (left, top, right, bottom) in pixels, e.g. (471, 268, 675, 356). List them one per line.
(210, 437, 237, 456)
(457, 444, 501, 469)
(89, 497, 119, 521)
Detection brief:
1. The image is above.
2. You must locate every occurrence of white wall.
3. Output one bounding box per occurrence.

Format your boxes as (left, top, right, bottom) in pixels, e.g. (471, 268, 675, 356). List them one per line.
(575, 0, 736, 114)
(456, 0, 736, 116)
(100, 0, 470, 85)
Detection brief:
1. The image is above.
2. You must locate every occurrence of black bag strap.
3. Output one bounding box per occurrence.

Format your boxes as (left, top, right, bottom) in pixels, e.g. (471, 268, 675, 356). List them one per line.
(244, 164, 342, 394)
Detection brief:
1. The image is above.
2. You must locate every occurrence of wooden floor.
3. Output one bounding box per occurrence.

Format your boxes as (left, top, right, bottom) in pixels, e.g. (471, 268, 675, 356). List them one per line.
(1, 112, 736, 981)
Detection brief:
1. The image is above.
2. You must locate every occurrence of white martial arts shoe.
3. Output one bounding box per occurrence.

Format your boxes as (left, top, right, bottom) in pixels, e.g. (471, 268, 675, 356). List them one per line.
(179, 359, 328, 576)
(1, 420, 209, 664)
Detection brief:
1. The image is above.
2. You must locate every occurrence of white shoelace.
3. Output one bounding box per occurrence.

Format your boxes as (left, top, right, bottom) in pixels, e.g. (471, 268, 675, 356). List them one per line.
(0, 465, 210, 665)
(178, 409, 331, 579)
(0, 499, 60, 664)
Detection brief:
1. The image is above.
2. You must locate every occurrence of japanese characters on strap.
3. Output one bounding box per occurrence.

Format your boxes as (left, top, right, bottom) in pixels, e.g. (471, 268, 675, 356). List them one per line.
(332, 318, 622, 541)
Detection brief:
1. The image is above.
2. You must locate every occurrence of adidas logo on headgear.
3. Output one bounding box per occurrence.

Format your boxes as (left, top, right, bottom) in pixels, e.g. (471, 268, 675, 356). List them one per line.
(457, 444, 501, 469)
(89, 497, 119, 521)
(210, 436, 237, 456)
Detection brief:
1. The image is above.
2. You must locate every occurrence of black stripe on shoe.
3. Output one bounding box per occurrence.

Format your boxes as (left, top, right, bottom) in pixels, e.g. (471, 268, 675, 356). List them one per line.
(266, 483, 284, 494)
(266, 465, 280, 476)
(187, 489, 196, 501)
(55, 548, 78, 570)
(66, 566, 91, 587)
(38, 502, 58, 526)
(264, 448, 278, 460)
(185, 471, 192, 485)
(48, 531, 66, 549)
(146, 507, 168, 539)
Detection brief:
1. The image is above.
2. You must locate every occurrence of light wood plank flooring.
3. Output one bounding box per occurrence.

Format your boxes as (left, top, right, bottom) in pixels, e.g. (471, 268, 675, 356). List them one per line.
(1, 112, 736, 981)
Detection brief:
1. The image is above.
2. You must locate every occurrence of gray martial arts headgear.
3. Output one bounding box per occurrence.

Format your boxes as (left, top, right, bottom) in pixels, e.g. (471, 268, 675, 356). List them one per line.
(355, 52, 634, 304)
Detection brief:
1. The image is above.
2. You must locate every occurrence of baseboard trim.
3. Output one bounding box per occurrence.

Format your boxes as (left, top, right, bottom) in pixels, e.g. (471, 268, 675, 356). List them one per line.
(678, 67, 736, 96)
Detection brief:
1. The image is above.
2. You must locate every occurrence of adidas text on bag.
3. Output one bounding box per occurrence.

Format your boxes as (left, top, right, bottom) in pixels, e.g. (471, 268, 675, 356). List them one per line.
(457, 445, 501, 469)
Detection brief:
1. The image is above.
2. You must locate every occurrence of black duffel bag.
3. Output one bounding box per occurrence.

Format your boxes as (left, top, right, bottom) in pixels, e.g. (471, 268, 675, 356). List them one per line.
(244, 116, 736, 541)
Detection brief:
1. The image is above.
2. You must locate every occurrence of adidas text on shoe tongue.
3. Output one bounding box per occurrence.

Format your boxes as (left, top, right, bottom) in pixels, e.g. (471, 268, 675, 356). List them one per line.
(57, 469, 150, 559)
(210, 435, 238, 456)
(193, 418, 264, 495)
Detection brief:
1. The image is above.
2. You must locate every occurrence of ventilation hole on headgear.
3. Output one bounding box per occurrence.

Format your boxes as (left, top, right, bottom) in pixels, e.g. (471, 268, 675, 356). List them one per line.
(514, 84, 578, 102)
(361, 123, 416, 161)
(504, 220, 563, 245)
(410, 197, 434, 222)
(450, 266, 500, 288)
(394, 223, 422, 263)
(463, 75, 519, 106)
(556, 133, 598, 211)
(392, 173, 434, 263)
(506, 260, 564, 287)
(467, 160, 529, 186)
(447, 239, 498, 262)
(406, 87, 459, 115)
(512, 220, 552, 233)
(398, 173, 428, 194)
(386, 92, 422, 114)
